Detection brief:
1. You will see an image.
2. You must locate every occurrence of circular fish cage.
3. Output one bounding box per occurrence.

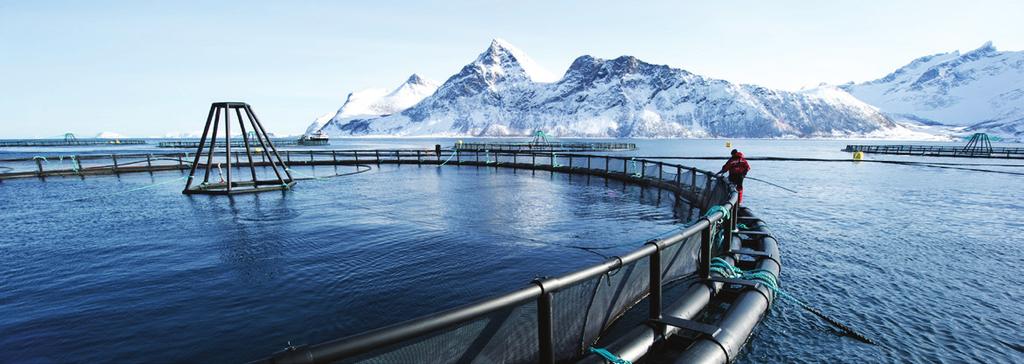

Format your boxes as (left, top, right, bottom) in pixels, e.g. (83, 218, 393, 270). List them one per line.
(0, 149, 779, 364)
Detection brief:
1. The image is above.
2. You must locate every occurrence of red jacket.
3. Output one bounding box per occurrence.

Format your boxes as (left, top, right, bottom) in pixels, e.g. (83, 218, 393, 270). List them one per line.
(721, 152, 750, 177)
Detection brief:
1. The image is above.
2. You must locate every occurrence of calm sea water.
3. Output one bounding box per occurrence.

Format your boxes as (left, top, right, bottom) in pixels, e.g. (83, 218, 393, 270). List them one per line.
(2, 139, 1023, 363)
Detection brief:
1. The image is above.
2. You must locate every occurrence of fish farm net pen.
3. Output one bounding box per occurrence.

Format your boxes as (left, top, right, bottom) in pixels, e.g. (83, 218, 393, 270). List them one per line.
(2, 149, 879, 362)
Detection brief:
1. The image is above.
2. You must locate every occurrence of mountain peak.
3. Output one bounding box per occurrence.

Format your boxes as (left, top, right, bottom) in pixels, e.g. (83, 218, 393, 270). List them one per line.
(406, 73, 427, 85)
(475, 38, 559, 83)
(963, 41, 996, 57)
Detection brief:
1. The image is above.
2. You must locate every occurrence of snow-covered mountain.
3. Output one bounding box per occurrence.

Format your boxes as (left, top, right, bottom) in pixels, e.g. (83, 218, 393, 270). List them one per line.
(842, 42, 1024, 137)
(315, 39, 900, 138)
(314, 74, 439, 135)
(95, 131, 125, 139)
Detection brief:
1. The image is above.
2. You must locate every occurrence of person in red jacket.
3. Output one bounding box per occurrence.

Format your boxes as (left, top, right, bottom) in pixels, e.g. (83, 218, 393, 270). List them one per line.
(717, 149, 751, 204)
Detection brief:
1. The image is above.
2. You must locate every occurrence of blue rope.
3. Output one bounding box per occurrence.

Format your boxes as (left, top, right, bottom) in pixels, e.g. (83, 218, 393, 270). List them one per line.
(588, 347, 631, 364)
(49, 175, 188, 203)
(439, 149, 457, 167)
(704, 205, 730, 219)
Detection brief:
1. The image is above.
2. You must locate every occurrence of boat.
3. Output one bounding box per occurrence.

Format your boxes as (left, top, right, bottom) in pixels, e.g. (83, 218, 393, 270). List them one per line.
(298, 131, 329, 146)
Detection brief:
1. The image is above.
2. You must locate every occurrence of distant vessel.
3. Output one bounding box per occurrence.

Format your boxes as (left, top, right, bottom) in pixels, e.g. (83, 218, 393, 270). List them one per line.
(298, 131, 329, 146)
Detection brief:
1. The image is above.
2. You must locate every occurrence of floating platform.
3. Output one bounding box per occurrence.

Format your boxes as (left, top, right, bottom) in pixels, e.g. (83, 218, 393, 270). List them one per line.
(158, 139, 301, 148)
(0, 138, 146, 147)
(845, 133, 1023, 159)
(455, 142, 636, 152)
(844, 144, 1024, 159)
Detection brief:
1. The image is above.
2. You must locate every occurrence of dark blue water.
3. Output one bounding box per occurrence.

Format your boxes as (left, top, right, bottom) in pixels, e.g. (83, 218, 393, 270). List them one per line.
(3, 139, 1023, 363)
(0, 162, 682, 363)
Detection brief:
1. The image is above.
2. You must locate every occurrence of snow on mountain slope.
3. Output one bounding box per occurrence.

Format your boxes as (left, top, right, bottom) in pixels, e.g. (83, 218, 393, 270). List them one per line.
(304, 113, 336, 135)
(315, 74, 439, 135)
(842, 42, 1024, 136)
(319, 39, 897, 138)
(95, 132, 125, 138)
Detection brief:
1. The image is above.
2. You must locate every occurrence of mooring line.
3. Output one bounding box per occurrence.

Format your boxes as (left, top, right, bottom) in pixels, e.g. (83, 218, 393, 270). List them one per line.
(41, 175, 190, 204)
(285, 164, 373, 181)
(710, 257, 877, 345)
(744, 176, 798, 194)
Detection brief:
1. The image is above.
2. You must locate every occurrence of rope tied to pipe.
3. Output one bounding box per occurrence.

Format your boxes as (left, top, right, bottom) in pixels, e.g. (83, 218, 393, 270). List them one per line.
(709, 257, 877, 345)
(588, 347, 631, 364)
(628, 158, 641, 178)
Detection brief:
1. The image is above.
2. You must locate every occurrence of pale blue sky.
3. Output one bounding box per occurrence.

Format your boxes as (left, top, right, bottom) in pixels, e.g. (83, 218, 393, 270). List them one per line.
(1, 0, 1021, 137)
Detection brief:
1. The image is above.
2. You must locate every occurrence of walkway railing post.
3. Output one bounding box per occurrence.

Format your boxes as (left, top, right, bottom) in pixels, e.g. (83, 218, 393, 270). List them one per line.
(700, 222, 712, 279)
(690, 168, 697, 194)
(112, 154, 119, 173)
(417, 150, 421, 165)
(35, 158, 44, 177)
(375, 151, 381, 165)
(724, 206, 734, 247)
(648, 240, 663, 323)
(536, 286, 555, 364)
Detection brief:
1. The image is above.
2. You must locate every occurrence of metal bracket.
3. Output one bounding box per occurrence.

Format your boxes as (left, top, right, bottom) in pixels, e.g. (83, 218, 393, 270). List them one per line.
(728, 248, 782, 270)
(728, 248, 770, 258)
(650, 316, 734, 363)
(737, 230, 771, 237)
(706, 276, 773, 303)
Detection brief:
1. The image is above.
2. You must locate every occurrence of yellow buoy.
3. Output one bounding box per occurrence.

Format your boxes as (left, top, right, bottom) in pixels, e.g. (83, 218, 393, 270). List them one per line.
(725, 141, 732, 148)
(853, 151, 864, 161)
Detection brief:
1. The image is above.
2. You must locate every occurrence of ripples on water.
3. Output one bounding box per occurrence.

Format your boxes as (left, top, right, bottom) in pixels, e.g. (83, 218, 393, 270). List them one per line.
(2, 139, 1023, 363)
(0, 162, 683, 363)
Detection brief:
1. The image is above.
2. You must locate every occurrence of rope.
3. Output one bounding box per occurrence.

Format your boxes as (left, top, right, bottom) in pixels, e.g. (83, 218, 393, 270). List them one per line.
(51, 175, 189, 203)
(439, 150, 458, 167)
(628, 158, 641, 177)
(744, 176, 798, 194)
(588, 347, 631, 364)
(284, 164, 372, 181)
(704, 205, 730, 219)
(709, 257, 877, 345)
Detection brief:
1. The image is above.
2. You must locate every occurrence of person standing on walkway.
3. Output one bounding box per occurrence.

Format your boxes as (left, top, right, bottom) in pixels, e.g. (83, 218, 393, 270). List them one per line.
(717, 149, 750, 204)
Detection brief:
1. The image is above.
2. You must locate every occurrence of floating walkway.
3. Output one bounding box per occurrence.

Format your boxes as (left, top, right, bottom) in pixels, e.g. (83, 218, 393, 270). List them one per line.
(455, 141, 636, 152)
(157, 139, 302, 148)
(0, 138, 146, 147)
(845, 133, 1024, 159)
(844, 144, 1024, 159)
